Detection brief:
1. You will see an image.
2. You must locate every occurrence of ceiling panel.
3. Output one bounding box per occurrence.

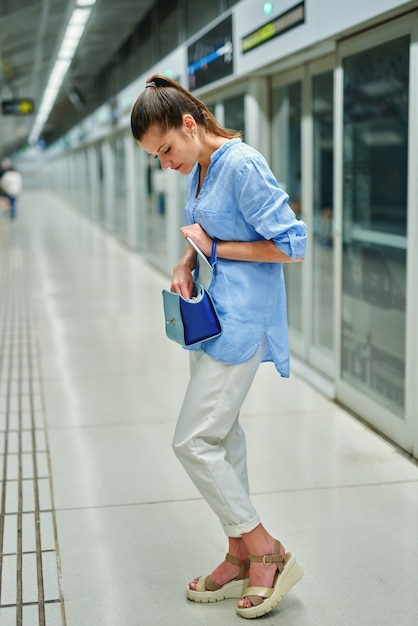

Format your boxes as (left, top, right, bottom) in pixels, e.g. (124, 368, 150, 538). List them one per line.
(0, 0, 156, 155)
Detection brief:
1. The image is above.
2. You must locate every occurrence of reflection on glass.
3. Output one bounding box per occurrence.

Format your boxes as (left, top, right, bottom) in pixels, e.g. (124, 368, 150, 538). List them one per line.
(312, 71, 334, 351)
(96, 146, 106, 225)
(342, 37, 409, 416)
(272, 81, 302, 332)
(185, 1, 219, 39)
(114, 136, 127, 241)
(82, 152, 90, 215)
(148, 160, 168, 259)
(224, 94, 245, 139)
(158, 1, 179, 59)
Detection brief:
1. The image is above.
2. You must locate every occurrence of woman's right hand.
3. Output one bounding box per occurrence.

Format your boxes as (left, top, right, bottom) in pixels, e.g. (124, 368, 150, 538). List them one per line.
(171, 262, 194, 299)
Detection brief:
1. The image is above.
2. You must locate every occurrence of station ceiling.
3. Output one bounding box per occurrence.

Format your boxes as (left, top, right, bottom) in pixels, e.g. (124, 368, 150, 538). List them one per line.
(0, 0, 156, 156)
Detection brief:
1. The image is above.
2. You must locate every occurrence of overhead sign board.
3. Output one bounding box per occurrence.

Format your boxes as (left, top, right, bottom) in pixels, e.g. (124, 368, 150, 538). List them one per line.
(1, 98, 35, 116)
(188, 15, 233, 90)
(241, 2, 305, 54)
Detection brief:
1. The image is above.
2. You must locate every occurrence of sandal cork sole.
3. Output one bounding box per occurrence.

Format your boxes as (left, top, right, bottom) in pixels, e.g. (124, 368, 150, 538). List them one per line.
(187, 576, 249, 603)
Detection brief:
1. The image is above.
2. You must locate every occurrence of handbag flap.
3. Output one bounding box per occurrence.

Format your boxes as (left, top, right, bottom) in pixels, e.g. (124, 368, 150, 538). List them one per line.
(162, 289, 185, 345)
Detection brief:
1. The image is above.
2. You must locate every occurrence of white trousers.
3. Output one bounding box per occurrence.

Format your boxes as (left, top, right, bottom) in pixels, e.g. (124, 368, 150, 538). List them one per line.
(172, 342, 266, 537)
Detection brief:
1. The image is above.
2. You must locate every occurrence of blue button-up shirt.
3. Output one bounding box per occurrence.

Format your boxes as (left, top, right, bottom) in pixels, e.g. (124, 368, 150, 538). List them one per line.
(184, 138, 307, 377)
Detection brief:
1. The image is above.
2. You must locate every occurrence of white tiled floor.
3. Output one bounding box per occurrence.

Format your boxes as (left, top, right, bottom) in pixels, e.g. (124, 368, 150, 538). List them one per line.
(1, 191, 418, 626)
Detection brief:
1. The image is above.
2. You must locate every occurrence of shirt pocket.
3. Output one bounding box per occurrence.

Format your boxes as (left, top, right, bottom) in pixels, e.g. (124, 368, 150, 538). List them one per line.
(194, 207, 234, 239)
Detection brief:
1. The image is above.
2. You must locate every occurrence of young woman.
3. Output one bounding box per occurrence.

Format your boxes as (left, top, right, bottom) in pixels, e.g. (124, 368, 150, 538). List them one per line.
(131, 74, 307, 620)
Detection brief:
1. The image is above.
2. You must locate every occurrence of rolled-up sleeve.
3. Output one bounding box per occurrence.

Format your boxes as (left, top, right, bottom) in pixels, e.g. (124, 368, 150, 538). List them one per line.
(272, 224, 307, 259)
(236, 155, 307, 260)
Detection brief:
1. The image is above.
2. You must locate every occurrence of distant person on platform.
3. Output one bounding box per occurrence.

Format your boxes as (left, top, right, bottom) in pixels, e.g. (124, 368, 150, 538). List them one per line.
(0, 158, 23, 220)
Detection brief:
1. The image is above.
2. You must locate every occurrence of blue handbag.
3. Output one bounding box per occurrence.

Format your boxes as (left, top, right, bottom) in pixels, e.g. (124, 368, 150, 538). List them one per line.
(162, 238, 222, 347)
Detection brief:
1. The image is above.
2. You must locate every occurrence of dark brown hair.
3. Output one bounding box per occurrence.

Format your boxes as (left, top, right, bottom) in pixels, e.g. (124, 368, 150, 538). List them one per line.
(130, 74, 241, 141)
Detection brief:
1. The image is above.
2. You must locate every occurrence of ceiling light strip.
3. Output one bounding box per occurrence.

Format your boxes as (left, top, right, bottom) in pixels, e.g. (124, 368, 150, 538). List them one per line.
(29, 1, 96, 146)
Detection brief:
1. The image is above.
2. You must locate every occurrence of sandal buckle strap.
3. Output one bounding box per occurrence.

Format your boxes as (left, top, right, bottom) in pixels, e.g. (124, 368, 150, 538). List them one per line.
(250, 553, 282, 565)
(249, 540, 286, 567)
(262, 555, 274, 566)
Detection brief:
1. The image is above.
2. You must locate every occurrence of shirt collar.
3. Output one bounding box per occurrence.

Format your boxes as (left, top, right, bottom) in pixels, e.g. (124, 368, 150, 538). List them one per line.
(210, 137, 242, 166)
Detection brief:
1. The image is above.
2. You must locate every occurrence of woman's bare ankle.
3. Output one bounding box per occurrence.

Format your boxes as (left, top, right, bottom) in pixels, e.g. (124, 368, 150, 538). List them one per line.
(189, 540, 250, 590)
(227, 536, 249, 561)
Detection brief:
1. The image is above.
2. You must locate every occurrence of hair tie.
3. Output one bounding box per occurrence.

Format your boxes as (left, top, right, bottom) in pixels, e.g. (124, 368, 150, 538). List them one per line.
(145, 77, 173, 89)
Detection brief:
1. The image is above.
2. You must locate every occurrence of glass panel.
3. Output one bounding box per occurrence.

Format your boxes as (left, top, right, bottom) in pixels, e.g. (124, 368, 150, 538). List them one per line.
(138, 15, 154, 72)
(77, 154, 86, 212)
(185, 1, 220, 39)
(96, 146, 106, 226)
(147, 159, 168, 257)
(133, 148, 148, 250)
(342, 37, 409, 416)
(82, 151, 91, 214)
(312, 71, 334, 351)
(224, 94, 245, 138)
(113, 136, 127, 242)
(157, 0, 179, 59)
(271, 81, 303, 333)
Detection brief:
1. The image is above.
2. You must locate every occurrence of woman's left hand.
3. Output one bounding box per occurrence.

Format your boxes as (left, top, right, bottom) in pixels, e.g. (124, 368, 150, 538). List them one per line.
(180, 224, 213, 257)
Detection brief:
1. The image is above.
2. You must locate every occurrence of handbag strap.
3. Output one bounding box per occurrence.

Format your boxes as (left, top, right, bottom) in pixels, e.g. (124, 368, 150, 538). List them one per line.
(209, 238, 218, 267)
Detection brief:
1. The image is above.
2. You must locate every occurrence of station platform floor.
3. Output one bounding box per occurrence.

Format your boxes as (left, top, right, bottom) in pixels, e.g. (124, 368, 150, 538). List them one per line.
(1, 190, 418, 626)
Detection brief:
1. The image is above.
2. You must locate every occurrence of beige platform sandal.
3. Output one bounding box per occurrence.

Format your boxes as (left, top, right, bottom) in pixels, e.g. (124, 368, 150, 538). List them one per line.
(186, 553, 249, 603)
(236, 540, 303, 619)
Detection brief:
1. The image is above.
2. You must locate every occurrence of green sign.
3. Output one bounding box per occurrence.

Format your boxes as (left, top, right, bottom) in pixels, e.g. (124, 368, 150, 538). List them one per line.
(1, 98, 35, 115)
(242, 2, 305, 54)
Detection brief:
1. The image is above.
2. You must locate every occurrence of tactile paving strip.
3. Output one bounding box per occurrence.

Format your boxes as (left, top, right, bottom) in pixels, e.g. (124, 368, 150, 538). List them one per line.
(0, 247, 66, 625)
